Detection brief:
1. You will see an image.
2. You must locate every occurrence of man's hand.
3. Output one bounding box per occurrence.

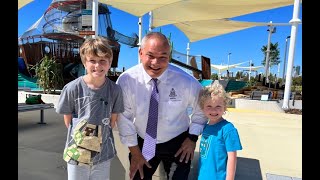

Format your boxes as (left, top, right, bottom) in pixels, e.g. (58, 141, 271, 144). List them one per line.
(129, 146, 152, 179)
(174, 137, 196, 163)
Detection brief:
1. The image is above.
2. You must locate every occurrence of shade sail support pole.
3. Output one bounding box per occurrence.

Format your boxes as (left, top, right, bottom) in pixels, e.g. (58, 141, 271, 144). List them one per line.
(92, 0, 98, 38)
(138, 17, 142, 64)
(282, 0, 302, 109)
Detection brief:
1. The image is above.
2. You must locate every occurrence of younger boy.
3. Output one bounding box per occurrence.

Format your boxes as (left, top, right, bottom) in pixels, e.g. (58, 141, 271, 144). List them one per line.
(197, 81, 242, 180)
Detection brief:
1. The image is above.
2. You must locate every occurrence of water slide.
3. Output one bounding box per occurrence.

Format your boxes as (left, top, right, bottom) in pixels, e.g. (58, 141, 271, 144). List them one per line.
(18, 72, 39, 89)
(18, 57, 39, 89)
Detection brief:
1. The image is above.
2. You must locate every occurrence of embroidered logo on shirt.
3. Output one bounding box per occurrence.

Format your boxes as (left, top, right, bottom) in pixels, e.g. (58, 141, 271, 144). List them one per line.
(169, 88, 177, 99)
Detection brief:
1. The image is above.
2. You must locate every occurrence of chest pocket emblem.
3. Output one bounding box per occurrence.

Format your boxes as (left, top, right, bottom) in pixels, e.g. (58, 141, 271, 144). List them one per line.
(169, 88, 177, 98)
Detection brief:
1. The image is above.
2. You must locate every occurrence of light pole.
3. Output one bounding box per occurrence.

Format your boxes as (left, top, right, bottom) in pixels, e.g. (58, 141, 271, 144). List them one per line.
(249, 60, 252, 81)
(227, 52, 231, 70)
(282, 35, 290, 85)
(227, 52, 231, 79)
(264, 22, 276, 85)
(186, 42, 190, 65)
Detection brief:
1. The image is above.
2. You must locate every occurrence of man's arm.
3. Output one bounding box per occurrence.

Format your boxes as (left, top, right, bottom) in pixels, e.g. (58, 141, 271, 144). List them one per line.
(116, 76, 140, 146)
(175, 80, 207, 163)
(188, 81, 208, 136)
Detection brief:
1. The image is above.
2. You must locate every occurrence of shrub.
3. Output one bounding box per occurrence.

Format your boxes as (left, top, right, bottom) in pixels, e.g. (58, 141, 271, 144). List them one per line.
(33, 55, 64, 94)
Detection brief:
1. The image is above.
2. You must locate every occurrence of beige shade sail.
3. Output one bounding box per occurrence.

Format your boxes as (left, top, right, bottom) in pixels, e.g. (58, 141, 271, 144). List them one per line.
(102, 0, 293, 19)
(18, 0, 34, 10)
(151, 0, 294, 27)
(173, 19, 267, 42)
(101, 0, 295, 42)
(174, 20, 297, 43)
(151, 0, 294, 42)
(100, 0, 181, 17)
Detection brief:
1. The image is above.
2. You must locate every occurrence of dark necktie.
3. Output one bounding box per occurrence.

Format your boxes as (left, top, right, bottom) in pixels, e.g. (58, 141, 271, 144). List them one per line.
(142, 78, 159, 161)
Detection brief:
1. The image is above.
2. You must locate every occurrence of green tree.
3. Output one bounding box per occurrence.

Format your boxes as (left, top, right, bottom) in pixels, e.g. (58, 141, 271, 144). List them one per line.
(292, 76, 302, 86)
(291, 76, 302, 94)
(246, 78, 258, 87)
(261, 42, 281, 67)
(235, 71, 243, 79)
(32, 55, 64, 94)
(210, 73, 218, 80)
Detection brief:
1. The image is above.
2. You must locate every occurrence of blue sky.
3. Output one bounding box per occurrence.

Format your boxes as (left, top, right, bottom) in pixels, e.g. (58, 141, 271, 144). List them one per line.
(18, 0, 302, 77)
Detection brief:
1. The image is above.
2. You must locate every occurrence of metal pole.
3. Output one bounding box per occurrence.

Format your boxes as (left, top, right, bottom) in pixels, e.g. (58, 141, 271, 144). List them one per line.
(138, 17, 142, 64)
(92, 0, 98, 38)
(186, 42, 190, 65)
(148, 11, 153, 32)
(227, 52, 231, 71)
(282, 0, 301, 109)
(264, 22, 275, 85)
(277, 62, 280, 82)
(227, 52, 231, 79)
(282, 36, 290, 85)
(186, 42, 190, 73)
(249, 60, 252, 81)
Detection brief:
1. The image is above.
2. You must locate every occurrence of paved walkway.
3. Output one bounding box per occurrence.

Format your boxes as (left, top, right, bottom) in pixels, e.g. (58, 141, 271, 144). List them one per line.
(18, 107, 302, 180)
(18, 109, 126, 180)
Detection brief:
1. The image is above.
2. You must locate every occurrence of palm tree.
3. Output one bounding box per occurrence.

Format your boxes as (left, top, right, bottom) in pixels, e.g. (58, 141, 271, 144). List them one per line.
(261, 42, 281, 67)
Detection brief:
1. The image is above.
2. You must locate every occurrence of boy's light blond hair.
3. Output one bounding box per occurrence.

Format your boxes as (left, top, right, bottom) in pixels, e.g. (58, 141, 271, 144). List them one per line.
(79, 36, 113, 65)
(198, 80, 231, 109)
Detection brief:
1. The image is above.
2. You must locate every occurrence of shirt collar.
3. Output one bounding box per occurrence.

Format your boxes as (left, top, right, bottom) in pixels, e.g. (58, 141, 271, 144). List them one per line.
(141, 63, 169, 85)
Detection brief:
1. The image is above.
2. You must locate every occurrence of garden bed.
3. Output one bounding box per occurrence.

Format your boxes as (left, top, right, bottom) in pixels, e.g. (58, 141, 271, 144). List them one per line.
(284, 109, 302, 115)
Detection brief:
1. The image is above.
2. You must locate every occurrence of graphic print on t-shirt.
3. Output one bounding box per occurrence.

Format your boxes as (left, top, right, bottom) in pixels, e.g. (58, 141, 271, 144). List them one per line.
(200, 134, 212, 159)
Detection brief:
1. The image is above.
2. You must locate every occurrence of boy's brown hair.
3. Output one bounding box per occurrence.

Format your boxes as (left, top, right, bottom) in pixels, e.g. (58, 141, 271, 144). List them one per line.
(79, 36, 113, 65)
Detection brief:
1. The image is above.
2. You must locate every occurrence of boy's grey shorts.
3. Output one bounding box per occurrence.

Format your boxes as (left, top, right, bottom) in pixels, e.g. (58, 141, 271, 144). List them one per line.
(67, 159, 112, 180)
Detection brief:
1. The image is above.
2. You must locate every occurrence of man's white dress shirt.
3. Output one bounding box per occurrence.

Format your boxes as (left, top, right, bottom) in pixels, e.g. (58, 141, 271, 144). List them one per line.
(116, 64, 207, 147)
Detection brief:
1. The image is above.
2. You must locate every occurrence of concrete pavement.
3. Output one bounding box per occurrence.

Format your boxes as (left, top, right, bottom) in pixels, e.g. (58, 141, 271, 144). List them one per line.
(18, 106, 302, 180)
(18, 108, 126, 180)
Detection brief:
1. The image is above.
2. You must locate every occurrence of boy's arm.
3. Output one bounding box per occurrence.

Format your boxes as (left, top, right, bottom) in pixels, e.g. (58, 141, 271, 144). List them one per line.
(63, 114, 72, 128)
(110, 113, 118, 128)
(226, 151, 237, 180)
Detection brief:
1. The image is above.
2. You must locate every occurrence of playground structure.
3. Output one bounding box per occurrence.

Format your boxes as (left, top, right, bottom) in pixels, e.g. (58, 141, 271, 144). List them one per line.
(18, 0, 138, 82)
(18, 0, 211, 88)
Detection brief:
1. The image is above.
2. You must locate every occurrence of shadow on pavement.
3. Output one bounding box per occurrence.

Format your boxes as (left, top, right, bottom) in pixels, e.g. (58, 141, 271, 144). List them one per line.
(189, 152, 262, 180)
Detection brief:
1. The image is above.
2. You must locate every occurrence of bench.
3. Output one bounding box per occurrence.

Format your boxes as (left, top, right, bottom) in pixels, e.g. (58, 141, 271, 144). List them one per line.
(275, 91, 284, 100)
(18, 103, 54, 124)
(250, 91, 271, 100)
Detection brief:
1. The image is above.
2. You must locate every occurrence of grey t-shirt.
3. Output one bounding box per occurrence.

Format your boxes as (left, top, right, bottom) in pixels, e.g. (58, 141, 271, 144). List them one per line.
(56, 76, 124, 165)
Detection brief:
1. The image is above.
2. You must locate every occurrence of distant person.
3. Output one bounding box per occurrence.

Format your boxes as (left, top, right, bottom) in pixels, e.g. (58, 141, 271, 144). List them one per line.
(116, 32, 208, 179)
(56, 36, 124, 180)
(258, 73, 261, 82)
(275, 82, 280, 89)
(197, 80, 242, 180)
